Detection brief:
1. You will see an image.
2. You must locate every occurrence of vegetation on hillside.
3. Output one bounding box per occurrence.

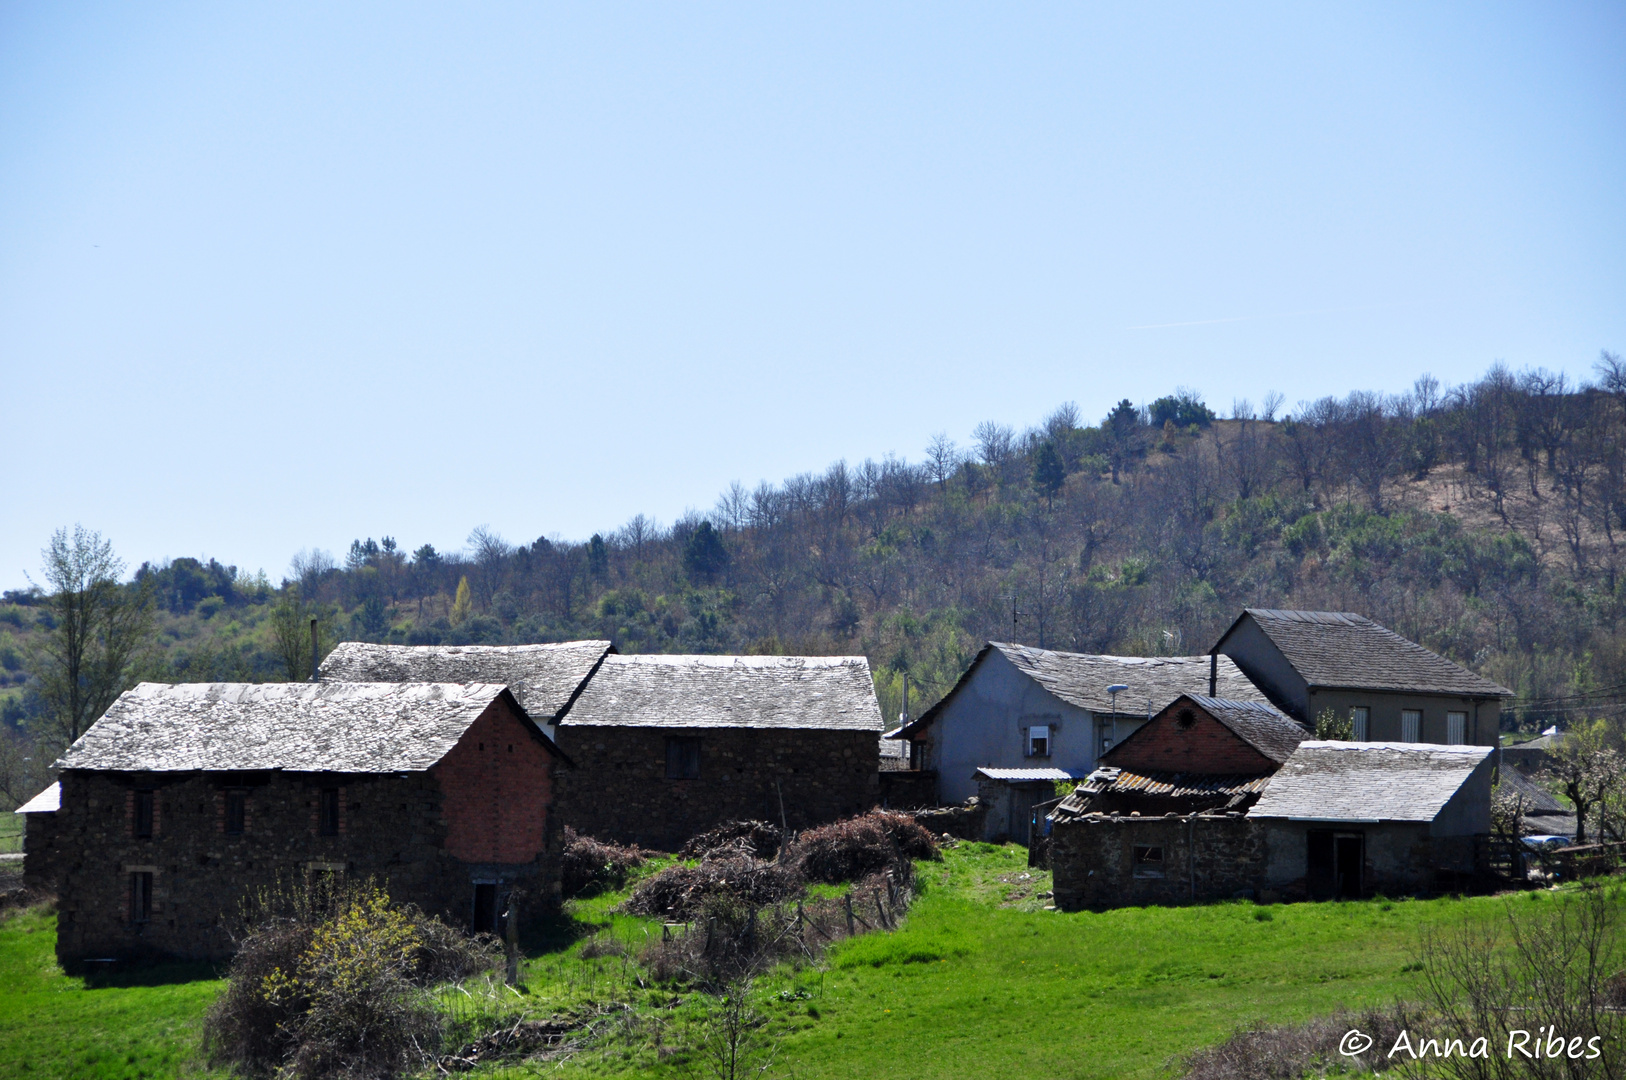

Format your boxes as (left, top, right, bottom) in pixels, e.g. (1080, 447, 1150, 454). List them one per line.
(6, 356, 1626, 802)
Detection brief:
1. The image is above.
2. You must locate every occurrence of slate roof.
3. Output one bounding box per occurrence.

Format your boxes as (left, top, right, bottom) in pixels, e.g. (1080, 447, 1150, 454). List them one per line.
(558, 654, 883, 730)
(14, 782, 59, 814)
(54, 682, 555, 774)
(1498, 766, 1566, 814)
(1222, 609, 1511, 697)
(1248, 741, 1494, 823)
(1182, 695, 1308, 764)
(897, 642, 1266, 737)
(320, 641, 612, 720)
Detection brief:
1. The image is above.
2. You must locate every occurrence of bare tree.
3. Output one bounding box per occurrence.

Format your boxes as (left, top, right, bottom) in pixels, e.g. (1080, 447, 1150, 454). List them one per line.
(924, 434, 960, 494)
(973, 421, 1015, 472)
(1260, 390, 1285, 423)
(466, 526, 512, 610)
(30, 526, 155, 746)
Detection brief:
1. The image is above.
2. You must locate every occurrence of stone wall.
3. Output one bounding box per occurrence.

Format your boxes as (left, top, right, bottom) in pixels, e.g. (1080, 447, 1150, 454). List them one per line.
(878, 770, 938, 810)
(1050, 813, 1266, 910)
(21, 810, 62, 892)
(553, 726, 880, 850)
(53, 765, 561, 967)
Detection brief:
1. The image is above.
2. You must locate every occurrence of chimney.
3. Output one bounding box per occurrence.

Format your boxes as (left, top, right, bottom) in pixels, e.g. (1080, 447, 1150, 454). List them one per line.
(1208, 652, 1217, 697)
(309, 617, 319, 682)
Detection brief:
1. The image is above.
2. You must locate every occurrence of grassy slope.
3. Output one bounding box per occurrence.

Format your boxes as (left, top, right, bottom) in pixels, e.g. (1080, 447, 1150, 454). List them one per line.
(0, 846, 1574, 1080)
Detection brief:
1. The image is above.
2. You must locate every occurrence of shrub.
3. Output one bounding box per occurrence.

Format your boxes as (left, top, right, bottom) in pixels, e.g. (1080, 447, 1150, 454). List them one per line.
(205, 881, 496, 1079)
(679, 820, 783, 861)
(561, 827, 650, 898)
(623, 856, 803, 920)
(790, 810, 939, 885)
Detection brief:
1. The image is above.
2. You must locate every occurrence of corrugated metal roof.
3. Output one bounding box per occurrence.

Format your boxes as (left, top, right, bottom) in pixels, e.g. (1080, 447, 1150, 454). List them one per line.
(321, 640, 611, 719)
(14, 782, 59, 814)
(1248, 740, 1493, 823)
(1227, 609, 1511, 697)
(55, 681, 551, 774)
(560, 654, 882, 731)
(975, 767, 1083, 782)
(1049, 766, 1270, 821)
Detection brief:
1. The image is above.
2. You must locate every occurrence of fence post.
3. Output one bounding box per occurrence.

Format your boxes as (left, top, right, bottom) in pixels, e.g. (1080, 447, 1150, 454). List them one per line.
(875, 889, 889, 930)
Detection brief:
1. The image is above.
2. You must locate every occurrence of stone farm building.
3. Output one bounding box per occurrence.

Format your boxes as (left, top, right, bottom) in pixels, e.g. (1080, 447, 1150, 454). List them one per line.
(551, 654, 883, 849)
(1049, 740, 1495, 910)
(890, 641, 1268, 813)
(49, 681, 568, 967)
(1069, 694, 1309, 817)
(1214, 609, 1511, 744)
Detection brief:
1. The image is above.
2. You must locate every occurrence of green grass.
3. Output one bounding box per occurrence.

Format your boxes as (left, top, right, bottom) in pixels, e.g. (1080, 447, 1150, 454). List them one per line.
(0, 846, 1584, 1079)
(0, 906, 226, 1079)
(0, 814, 23, 855)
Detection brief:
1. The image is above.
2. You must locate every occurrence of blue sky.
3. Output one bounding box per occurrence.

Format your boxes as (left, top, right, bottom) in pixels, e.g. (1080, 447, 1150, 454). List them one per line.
(2, 2, 1622, 590)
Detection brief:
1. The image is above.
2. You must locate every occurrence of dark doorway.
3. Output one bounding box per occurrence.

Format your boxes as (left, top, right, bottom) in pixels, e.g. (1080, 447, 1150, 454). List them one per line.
(1306, 830, 1334, 899)
(1334, 833, 1364, 899)
(473, 883, 498, 935)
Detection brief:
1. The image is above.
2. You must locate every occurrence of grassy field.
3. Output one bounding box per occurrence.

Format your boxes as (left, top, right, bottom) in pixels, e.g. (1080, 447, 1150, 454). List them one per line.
(0, 843, 1574, 1080)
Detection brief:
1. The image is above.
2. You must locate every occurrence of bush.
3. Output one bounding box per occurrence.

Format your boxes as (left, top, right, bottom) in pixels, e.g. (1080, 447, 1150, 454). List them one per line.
(205, 881, 497, 1079)
(561, 827, 650, 898)
(790, 810, 939, 885)
(679, 820, 783, 861)
(624, 856, 803, 920)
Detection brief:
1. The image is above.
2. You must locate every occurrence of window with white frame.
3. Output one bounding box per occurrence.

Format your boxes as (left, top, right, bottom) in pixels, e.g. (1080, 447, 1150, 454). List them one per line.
(1027, 725, 1051, 758)
(1446, 711, 1467, 745)
(1351, 707, 1369, 741)
(1401, 710, 1421, 743)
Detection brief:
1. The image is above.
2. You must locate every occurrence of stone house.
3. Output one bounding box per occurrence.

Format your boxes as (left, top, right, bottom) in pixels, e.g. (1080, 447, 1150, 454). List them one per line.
(49, 680, 569, 967)
(1213, 609, 1510, 745)
(15, 781, 61, 891)
(1248, 741, 1496, 899)
(320, 640, 612, 741)
(1061, 694, 1308, 817)
(550, 654, 883, 849)
(890, 642, 1268, 807)
(1050, 740, 1495, 910)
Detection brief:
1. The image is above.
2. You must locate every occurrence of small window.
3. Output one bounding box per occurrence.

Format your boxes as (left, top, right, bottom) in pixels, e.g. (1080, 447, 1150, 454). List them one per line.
(319, 788, 341, 836)
(1027, 725, 1051, 758)
(665, 737, 702, 780)
(1351, 707, 1369, 742)
(225, 791, 246, 835)
(134, 791, 154, 839)
(1132, 845, 1165, 879)
(1446, 711, 1467, 745)
(130, 872, 153, 923)
(1401, 710, 1421, 743)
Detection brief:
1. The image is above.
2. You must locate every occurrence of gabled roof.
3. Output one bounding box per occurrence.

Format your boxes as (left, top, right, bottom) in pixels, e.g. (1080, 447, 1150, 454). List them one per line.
(1248, 741, 1493, 823)
(320, 640, 612, 719)
(55, 681, 562, 774)
(558, 654, 883, 730)
(1497, 766, 1566, 814)
(1181, 695, 1308, 764)
(1218, 609, 1510, 697)
(897, 642, 1266, 737)
(14, 782, 59, 814)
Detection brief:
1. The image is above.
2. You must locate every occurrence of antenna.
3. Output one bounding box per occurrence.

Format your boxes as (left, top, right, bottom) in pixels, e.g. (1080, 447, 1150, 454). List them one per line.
(999, 594, 1030, 642)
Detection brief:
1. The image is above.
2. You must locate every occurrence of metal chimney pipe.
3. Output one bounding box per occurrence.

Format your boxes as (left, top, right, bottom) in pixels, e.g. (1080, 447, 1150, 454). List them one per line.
(900, 674, 909, 727)
(1208, 652, 1217, 697)
(309, 617, 319, 682)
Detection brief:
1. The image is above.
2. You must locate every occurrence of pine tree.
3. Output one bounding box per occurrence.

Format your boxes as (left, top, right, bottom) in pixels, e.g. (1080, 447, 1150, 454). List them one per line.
(1033, 440, 1066, 509)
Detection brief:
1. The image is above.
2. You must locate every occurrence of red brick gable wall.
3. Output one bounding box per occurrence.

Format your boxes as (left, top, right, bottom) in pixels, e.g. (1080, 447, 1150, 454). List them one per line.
(1104, 704, 1276, 776)
(432, 699, 555, 864)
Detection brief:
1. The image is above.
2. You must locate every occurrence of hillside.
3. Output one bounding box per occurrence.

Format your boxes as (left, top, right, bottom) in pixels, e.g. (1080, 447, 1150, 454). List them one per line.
(5, 361, 1626, 786)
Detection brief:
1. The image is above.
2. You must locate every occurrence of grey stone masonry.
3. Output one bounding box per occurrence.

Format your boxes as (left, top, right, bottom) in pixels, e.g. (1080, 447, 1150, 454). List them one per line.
(1050, 813, 1265, 910)
(553, 726, 880, 850)
(52, 768, 558, 967)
